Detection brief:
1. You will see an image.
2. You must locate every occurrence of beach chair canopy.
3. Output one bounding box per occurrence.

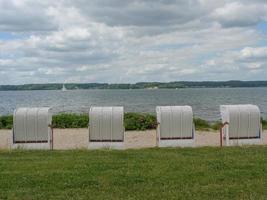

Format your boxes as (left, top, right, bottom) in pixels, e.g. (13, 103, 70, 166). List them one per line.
(89, 107, 124, 142)
(220, 104, 261, 139)
(13, 107, 52, 143)
(156, 106, 193, 139)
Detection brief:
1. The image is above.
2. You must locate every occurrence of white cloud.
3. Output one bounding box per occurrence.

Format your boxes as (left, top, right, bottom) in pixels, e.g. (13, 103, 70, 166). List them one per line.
(240, 47, 267, 60)
(0, 0, 267, 84)
(212, 2, 267, 27)
(201, 46, 267, 80)
(0, 0, 58, 32)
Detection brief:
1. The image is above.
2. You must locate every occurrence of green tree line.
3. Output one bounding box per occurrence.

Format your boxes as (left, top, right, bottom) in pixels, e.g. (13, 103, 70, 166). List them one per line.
(1, 81, 267, 91)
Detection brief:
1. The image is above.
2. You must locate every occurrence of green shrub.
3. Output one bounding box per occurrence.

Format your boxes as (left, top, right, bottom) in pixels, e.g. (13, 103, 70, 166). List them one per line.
(210, 121, 221, 131)
(52, 113, 89, 128)
(1, 112, 264, 131)
(0, 115, 13, 129)
(124, 112, 157, 131)
(194, 118, 211, 131)
(262, 118, 267, 130)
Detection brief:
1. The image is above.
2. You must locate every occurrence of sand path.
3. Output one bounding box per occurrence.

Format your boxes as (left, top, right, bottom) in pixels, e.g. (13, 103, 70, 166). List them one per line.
(1, 129, 267, 150)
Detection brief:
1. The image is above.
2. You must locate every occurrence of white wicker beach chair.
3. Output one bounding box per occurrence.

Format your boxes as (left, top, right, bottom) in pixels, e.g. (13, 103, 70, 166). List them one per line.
(156, 106, 195, 147)
(89, 106, 124, 149)
(13, 107, 52, 149)
(220, 104, 262, 146)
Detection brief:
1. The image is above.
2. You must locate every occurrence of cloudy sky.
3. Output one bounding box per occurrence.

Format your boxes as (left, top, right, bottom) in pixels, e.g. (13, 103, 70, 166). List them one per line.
(0, 0, 267, 84)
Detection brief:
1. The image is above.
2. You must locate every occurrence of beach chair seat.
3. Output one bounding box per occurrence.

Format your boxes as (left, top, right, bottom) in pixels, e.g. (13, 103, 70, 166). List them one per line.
(220, 104, 262, 146)
(13, 107, 52, 149)
(156, 106, 195, 147)
(89, 106, 124, 149)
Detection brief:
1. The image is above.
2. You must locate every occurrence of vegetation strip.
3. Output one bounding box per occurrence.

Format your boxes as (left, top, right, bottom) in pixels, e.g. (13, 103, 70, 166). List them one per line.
(2, 81, 267, 90)
(0, 113, 266, 131)
(1, 147, 267, 199)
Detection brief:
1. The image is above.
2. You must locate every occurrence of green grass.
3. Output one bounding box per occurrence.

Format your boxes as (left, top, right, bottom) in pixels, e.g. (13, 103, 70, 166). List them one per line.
(0, 147, 267, 199)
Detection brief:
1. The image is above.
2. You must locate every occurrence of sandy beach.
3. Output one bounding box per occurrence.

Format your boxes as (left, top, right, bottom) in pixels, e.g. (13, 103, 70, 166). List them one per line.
(1, 129, 267, 150)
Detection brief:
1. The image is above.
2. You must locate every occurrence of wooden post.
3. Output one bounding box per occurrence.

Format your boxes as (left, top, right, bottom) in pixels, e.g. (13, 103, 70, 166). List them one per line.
(220, 122, 229, 147)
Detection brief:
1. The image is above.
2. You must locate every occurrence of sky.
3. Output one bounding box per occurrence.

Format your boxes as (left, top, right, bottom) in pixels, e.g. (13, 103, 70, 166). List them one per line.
(0, 0, 267, 84)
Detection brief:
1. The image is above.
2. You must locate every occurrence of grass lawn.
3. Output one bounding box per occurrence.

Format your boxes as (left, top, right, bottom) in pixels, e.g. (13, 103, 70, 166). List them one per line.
(1, 147, 267, 200)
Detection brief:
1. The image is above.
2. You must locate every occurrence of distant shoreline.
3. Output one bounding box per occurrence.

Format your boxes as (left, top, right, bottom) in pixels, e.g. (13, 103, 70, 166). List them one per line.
(1, 87, 267, 92)
(1, 80, 267, 91)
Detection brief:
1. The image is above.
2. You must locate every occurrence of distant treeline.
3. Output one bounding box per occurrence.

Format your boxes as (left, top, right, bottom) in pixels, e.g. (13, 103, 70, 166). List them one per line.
(1, 81, 267, 91)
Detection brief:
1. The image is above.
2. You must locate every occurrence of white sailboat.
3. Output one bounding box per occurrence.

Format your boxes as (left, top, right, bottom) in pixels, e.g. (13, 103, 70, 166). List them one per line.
(62, 84, 67, 91)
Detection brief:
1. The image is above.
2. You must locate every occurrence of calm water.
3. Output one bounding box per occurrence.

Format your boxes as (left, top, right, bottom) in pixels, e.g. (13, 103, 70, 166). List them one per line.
(0, 88, 267, 121)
